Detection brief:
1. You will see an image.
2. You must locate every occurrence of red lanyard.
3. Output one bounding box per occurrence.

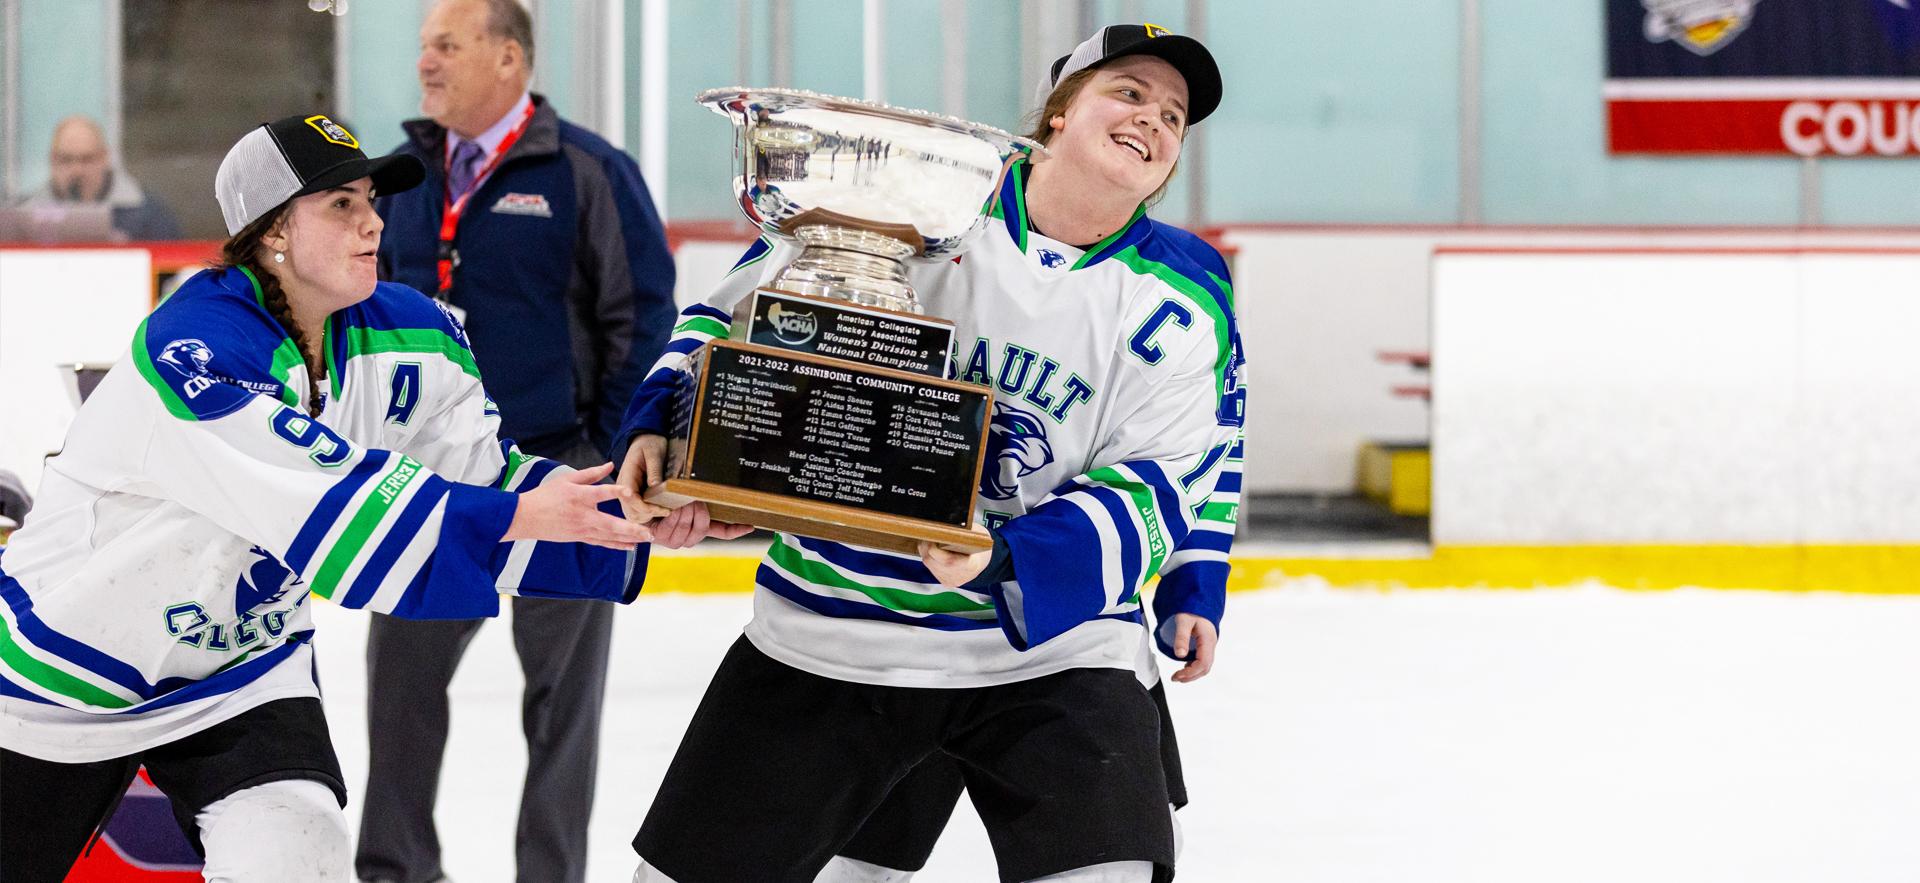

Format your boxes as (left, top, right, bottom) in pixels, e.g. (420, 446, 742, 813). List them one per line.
(436, 102, 536, 294)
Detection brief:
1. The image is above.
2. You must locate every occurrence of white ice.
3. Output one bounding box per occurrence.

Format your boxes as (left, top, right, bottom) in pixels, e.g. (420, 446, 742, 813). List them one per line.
(312, 581, 1920, 882)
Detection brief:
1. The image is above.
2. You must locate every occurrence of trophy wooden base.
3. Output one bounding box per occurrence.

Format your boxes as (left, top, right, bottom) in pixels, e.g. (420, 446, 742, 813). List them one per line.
(644, 478, 993, 557)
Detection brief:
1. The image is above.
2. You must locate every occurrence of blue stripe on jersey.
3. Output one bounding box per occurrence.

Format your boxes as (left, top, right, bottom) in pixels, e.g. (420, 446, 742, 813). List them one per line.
(1103, 608, 1148, 628)
(789, 536, 938, 584)
(516, 457, 563, 490)
(1181, 529, 1235, 554)
(1086, 486, 1143, 599)
(1, 572, 320, 707)
(0, 572, 155, 698)
(336, 479, 448, 609)
(136, 632, 313, 713)
(285, 449, 393, 574)
(1081, 213, 1152, 269)
(1130, 227, 1234, 319)
(1213, 470, 1243, 495)
(346, 283, 467, 336)
(728, 239, 771, 273)
(995, 497, 1114, 649)
(665, 337, 705, 357)
(1180, 440, 1231, 489)
(684, 303, 731, 323)
(756, 565, 997, 632)
(1130, 461, 1193, 547)
(995, 157, 1028, 251)
(0, 670, 57, 705)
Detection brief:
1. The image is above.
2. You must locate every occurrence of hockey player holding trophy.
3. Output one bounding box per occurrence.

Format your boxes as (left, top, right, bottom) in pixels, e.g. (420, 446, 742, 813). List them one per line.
(620, 23, 1242, 883)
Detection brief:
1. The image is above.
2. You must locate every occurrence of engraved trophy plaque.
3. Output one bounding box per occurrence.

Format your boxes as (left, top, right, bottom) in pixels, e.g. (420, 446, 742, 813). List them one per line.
(642, 88, 1040, 555)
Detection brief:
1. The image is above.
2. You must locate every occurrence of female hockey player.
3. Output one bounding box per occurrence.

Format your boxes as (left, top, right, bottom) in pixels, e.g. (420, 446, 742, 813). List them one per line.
(0, 114, 661, 882)
(819, 469, 1240, 883)
(621, 24, 1240, 883)
(817, 431, 1241, 882)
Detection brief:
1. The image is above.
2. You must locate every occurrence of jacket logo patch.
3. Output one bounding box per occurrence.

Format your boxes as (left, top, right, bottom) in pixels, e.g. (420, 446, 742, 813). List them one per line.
(491, 192, 553, 218)
(1640, 0, 1758, 57)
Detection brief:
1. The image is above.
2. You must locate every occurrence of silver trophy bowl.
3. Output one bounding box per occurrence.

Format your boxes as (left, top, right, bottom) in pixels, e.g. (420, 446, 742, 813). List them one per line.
(699, 87, 1041, 314)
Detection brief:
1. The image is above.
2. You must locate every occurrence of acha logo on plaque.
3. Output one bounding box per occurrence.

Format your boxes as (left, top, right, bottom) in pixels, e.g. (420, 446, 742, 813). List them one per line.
(768, 302, 819, 345)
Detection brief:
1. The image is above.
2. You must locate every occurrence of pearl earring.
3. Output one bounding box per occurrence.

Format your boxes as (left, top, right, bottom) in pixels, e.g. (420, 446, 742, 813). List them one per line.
(274, 252, 285, 264)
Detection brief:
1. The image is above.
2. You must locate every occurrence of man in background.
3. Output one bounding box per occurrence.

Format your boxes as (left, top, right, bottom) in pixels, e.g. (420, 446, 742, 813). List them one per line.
(14, 115, 182, 240)
(356, 1, 676, 881)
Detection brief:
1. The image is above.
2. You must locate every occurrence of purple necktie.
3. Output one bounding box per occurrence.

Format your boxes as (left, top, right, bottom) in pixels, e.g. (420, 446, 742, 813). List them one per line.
(448, 139, 484, 200)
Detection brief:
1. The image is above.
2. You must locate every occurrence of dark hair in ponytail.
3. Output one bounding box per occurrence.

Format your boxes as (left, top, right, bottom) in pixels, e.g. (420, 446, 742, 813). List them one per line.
(214, 205, 326, 416)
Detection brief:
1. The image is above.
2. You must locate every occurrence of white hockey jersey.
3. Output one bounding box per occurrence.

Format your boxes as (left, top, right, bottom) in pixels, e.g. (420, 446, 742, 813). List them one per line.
(0, 267, 647, 762)
(620, 157, 1245, 688)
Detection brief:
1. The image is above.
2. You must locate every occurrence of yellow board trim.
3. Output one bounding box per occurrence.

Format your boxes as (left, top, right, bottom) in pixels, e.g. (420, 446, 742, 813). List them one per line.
(1225, 545, 1920, 594)
(638, 545, 1920, 596)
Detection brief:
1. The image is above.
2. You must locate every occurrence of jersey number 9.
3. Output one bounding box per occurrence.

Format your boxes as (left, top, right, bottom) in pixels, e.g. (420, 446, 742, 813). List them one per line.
(271, 408, 353, 467)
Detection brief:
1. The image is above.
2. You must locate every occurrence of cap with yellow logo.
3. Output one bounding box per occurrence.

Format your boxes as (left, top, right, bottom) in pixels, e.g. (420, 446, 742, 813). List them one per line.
(214, 113, 425, 235)
(1038, 24, 1223, 125)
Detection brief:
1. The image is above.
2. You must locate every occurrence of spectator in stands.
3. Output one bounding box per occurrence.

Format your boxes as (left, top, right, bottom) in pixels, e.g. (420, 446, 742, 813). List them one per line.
(15, 115, 182, 240)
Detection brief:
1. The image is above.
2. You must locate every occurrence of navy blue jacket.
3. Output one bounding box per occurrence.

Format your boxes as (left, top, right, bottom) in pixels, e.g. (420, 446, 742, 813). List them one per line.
(377, 95, 674, 456)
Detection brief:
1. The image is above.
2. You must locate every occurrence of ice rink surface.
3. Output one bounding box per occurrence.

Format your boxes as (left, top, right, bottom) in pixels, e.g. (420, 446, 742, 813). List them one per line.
(311, 581, 1920, 882)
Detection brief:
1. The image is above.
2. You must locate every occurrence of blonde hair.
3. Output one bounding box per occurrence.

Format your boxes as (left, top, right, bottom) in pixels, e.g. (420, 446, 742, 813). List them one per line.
(1023, 65, 1182, 206)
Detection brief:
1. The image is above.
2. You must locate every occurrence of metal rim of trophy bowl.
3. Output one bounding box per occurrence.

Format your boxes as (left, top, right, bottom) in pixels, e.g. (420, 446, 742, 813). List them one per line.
(699, 87, 1043, 315)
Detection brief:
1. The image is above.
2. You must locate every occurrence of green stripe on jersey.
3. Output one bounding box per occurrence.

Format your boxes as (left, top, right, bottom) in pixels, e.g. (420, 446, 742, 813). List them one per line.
(344, 327, 481, 381)
(672, 316, 730, 340)
(310, 456, 428, 599)
(0, 615, 133, 709)
(1207, 269, 1235, 310)
(1111, 246, 1234, 402)
(499, 447, 534, 491)
(1087, 467, 1170, 580)
(1197, 501, 1239, 524)
(239, 266, 311, 407)
(766, 539, 994, 617)
(131, 318, 199, 421)
(1071, 203, 1147, 271)
(268, 341, 304, 407)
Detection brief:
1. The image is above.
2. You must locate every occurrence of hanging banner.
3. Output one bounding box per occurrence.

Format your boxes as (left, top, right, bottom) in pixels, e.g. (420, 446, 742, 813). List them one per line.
(1607, 0, 1920, 156)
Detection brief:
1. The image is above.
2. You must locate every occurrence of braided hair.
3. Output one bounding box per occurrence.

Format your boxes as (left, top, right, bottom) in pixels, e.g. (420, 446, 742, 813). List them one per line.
(215, 206, 327, 416)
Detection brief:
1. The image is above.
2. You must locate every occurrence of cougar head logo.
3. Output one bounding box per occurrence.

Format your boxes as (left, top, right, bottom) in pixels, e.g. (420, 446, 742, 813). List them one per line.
(157, 339, 215, 378)
(981, 403, 1053, 501)
(234, 546, 298, 618)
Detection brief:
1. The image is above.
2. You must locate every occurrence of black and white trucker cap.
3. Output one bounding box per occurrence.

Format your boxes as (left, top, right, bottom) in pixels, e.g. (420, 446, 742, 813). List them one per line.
(214, 113, 425, 235)
(1038, 24, 1223, 126)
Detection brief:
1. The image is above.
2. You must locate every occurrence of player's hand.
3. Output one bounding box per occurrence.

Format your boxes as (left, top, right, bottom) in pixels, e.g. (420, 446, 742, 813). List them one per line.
(505, 462, 654, 551)
(617, 434, 672, 523)
(1168, 613, 1218, 683)
(651, 501, 754, 549)
(918, 527, 994, 588)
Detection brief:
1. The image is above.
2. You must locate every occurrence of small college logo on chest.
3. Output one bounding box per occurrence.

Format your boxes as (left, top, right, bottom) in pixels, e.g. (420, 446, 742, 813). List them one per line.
(491, 192, 553, 218)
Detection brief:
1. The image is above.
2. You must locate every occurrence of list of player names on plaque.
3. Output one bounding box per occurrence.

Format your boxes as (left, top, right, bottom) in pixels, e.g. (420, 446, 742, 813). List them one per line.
(690, 346, 987, 525)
